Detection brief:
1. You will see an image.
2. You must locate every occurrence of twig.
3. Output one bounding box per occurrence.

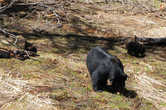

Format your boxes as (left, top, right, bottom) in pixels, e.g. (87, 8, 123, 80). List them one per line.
(0, 27, 33, 59)
(0, 26, 18, 45)
(0, 0, 17, 13)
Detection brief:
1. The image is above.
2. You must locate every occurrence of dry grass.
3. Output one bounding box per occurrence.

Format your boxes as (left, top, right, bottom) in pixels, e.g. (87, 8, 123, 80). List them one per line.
(0, 73, 55, 110)
(0, 0, 166, 110)
(134, 73, 166, 109)
(1, 37, 166, 109)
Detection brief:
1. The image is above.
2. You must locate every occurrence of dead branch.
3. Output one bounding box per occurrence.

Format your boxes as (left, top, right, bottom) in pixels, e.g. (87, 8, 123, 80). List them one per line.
(0, 26, 18, 45)
(0, 26, 38, 60)
(0, 0, 17, 13)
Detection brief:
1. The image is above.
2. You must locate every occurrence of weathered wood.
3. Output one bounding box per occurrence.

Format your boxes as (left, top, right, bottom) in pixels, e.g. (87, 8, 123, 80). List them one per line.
(114, 36, 166, 46)
(135, 37, 166, 46)
(123, 36, 166, 57)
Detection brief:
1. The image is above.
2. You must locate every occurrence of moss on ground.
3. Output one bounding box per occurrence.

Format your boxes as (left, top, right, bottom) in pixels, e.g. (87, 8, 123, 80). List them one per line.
(0, 36, 165, 110)
(0, 1, 166, 109)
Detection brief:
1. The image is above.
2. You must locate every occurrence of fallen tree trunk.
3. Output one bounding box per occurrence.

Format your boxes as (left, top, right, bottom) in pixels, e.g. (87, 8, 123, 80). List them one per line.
(112, 36, 166, 46)
(135, 37, 166, 46)
(125, 36, 166, 57)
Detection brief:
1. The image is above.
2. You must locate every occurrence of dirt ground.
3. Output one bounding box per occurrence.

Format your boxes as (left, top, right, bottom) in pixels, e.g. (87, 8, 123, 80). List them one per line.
(0, 0, 166, 110)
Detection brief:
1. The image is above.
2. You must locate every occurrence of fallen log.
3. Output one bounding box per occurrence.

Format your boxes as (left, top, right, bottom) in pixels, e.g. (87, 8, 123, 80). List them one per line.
(125, 36, 166, 57)
(135, 37, 166, 46)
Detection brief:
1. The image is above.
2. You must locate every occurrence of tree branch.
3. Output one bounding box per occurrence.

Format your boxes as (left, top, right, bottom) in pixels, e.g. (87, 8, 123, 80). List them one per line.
(0, 0, 17, 13)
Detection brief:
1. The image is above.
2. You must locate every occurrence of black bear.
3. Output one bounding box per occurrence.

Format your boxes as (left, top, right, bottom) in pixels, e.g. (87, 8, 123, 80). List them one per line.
(126, 41, 145, 57)
(24, 41, 37, 53)
(86, 46, 127, 92)
(126, 36, 145, 57)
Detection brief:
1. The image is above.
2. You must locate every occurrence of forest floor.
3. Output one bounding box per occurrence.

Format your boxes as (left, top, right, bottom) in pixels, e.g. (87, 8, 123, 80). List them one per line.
(0, 0, 166, 110)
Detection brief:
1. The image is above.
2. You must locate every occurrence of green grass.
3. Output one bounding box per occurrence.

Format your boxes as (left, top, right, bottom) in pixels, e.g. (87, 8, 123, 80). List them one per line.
(0, 37, 166, 110)
(1, 1, 166, 109)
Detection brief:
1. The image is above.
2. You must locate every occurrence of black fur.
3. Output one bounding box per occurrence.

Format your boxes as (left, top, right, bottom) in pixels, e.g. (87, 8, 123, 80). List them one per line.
(86, 46, 127, 92)
(126, 41, 145, 57)
(0, 50, 11, 58)
(24, 41, 37, 53)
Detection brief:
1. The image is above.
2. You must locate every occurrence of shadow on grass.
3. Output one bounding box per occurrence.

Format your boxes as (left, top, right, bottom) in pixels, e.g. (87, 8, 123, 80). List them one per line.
(10, 30, 166, 61)
(1, 2, 166, 61)
(13, 31, 126, 55)
(1, 3, 121, 53)
(103, 86, 137, 98)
